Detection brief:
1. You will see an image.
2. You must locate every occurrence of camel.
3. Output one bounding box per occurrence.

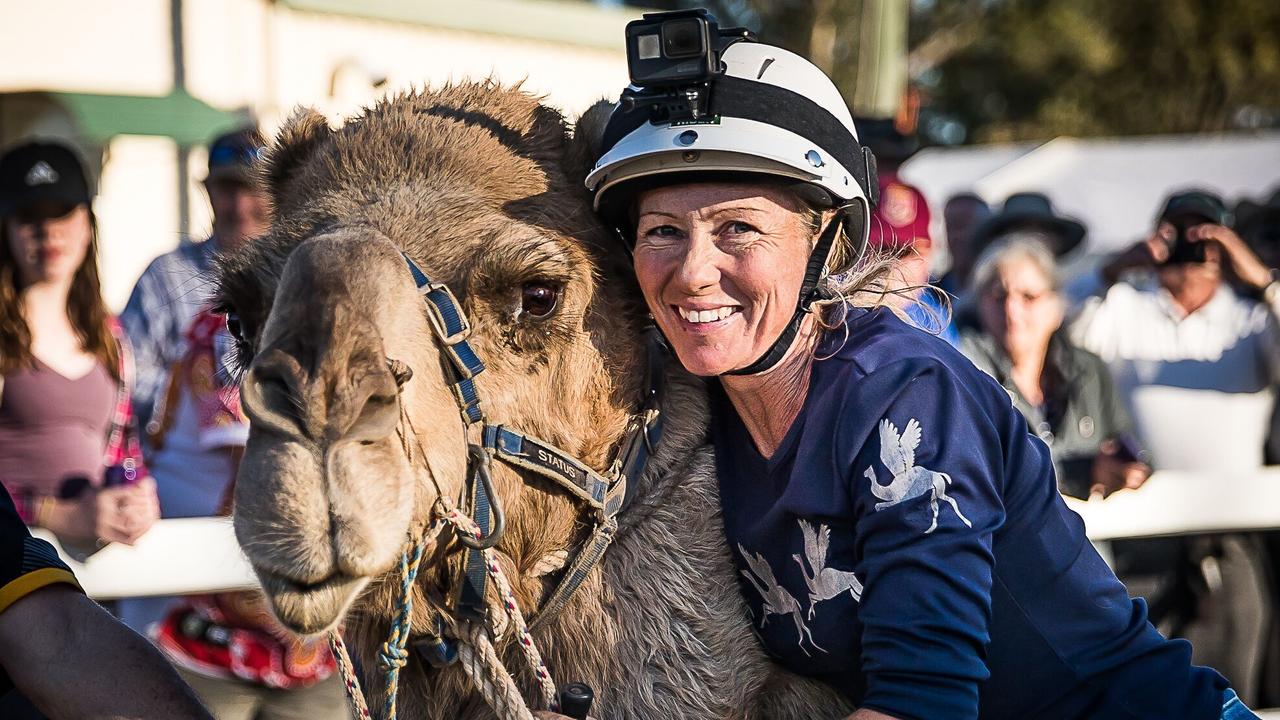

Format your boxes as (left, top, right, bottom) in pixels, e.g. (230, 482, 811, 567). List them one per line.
(214, 82, 853, 719)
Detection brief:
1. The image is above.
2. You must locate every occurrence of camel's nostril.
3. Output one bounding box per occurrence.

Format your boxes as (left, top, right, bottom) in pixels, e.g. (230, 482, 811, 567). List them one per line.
(241, 359, 308, 438)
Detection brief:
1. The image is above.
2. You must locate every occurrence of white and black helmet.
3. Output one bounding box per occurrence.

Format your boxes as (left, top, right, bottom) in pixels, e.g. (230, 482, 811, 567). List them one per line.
(586, 32, 879, 375)
(587, 40, 878, 248)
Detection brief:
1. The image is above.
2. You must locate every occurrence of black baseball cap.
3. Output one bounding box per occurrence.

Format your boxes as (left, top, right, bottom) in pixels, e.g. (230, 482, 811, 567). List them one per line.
(1159, 190, 1232, 227)
(0, 140, 93, 215)
(206, 126, 266, 184)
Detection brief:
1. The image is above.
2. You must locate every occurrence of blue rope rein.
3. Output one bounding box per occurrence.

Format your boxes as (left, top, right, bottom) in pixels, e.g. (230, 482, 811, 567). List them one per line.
(377, 535, 427, 720)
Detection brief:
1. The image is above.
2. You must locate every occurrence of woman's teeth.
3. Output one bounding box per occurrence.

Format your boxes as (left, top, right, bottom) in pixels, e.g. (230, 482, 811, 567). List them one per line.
(677, 306, 737, 323)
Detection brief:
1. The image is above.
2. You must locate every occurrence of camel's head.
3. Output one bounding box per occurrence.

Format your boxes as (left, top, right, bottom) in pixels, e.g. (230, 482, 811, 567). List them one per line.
(216, 86, 639, 634)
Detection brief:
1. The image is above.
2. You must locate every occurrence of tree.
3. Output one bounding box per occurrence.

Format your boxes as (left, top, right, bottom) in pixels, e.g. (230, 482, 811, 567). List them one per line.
(624, 0, 1280, 143)
(915, 0, 1280, 142)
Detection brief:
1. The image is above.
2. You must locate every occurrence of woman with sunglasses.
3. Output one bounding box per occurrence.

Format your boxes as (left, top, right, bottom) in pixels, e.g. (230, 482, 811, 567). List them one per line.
(0, 140, 158, 548)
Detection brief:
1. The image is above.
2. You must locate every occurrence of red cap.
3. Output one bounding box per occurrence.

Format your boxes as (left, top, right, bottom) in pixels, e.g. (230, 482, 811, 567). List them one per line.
(868, 172, 931, 249)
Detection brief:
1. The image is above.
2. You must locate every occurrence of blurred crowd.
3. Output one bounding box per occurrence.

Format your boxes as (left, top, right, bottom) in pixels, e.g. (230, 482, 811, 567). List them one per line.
(0, 118, 1277, 717)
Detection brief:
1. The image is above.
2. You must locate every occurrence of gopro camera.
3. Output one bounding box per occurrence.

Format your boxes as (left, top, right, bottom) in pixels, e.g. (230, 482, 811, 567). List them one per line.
(622, 9, 755, 121)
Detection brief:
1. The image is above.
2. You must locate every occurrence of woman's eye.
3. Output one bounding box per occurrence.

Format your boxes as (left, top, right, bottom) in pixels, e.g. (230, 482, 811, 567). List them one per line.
(520, 282, 560, 319)
(643, 225, 681, 239)
(723, 221, 757, 236)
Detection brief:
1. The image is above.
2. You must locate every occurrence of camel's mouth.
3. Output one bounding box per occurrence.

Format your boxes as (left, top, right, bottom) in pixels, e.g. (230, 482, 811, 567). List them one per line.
(255, 567, 370, 635)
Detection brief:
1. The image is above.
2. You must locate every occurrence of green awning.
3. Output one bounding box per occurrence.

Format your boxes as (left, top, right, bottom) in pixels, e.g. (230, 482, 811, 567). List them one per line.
(32, 90, 245, 146)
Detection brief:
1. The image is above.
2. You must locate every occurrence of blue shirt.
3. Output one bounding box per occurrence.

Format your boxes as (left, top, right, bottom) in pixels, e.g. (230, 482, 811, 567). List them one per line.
(710, 307, 1226, 720)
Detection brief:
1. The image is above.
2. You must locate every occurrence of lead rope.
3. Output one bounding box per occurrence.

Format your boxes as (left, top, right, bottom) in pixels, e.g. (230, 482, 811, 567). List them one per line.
(326, 503, 557, 720)
(328, 533, 426, 720)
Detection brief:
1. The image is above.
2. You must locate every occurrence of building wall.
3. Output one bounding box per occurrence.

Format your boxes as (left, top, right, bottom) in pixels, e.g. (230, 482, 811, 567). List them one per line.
(0, 0, 635, 309)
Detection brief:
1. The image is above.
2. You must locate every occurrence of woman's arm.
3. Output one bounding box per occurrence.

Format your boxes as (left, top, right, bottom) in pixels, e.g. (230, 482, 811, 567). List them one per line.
(849, 360, 1007, 720)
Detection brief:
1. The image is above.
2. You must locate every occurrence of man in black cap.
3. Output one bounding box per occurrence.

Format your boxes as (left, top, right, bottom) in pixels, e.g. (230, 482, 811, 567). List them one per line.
(1072, 189, 1280, 703)
(120, 126, 269, 435)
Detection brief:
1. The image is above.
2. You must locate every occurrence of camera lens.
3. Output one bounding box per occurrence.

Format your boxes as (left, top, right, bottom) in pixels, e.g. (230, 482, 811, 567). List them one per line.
(662, 18, 705, 59)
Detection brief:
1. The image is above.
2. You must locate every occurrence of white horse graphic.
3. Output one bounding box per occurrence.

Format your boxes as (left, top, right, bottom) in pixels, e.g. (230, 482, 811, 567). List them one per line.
(792, 520, 862, 618)
(737, 544, 825, 656)
(864, 418, 972, 534)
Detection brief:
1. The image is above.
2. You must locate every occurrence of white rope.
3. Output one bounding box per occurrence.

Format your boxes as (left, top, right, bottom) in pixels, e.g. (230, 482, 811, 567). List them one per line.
(457, 625, 538, 720)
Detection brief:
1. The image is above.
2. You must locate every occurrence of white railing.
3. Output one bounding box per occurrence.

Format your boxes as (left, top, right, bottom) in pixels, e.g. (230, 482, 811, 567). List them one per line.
(31, 517, 257, 600)
(30, 468, 1280, 599)
(1065, 467, 1280, 540)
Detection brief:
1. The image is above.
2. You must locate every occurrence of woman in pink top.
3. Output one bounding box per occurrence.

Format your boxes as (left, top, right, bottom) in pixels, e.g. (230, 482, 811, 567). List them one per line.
(0, 140, 157, 546)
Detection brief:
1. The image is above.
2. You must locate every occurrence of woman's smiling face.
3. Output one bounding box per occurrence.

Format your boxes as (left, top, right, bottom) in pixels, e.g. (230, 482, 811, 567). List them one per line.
(633, 182, 814, 377)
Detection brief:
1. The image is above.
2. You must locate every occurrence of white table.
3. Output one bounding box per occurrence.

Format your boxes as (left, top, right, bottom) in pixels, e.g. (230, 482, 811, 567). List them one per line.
(31, 517, 259, 599)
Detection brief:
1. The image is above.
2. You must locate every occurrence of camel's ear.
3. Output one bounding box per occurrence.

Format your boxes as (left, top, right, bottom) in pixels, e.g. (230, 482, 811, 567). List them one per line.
(263, 107, 332, 204)
(566, 99, 616, 187)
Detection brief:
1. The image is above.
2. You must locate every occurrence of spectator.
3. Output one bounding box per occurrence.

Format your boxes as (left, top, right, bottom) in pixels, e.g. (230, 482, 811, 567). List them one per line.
(122, 127, 269, 438)
(143, 308, 344, 719)
(959, 236, 1150, 499)
(868, 173, 957, 344)
(0, 140, 158, 548)
(937, 192, 991, 299)
(1072, 189, 1280, 703)
(0, 480, 212, 719)
(957, 192, 1086, 328)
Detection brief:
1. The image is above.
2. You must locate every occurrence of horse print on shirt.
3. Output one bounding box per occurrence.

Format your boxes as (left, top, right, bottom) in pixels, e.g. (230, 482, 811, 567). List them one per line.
(792, 519, 863, 618)
(864, 418, 972, 534)
(737, 544, 826, 656)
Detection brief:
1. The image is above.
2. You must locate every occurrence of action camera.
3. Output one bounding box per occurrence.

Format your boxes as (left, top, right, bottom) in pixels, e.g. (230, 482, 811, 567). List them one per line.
(622, 9, 755, 121)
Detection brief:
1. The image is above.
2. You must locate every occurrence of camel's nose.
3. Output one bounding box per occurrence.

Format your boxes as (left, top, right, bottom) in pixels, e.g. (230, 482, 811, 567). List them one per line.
(241, 339, 400, 446)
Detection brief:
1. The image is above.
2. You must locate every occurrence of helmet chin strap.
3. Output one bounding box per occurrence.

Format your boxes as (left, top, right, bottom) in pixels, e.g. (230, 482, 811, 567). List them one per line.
(723, 209, 850, 377)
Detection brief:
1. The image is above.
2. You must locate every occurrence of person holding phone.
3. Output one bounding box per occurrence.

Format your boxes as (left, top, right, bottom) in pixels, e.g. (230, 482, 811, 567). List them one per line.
(0, 140, 158, 547)
(1072, 190, 1280, 703)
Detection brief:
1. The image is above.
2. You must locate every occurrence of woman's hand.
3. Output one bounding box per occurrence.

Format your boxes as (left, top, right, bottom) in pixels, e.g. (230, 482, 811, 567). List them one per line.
(101, 476, 160, 544)
(1090, 441, 1151, 499)
(1185, 223, 1273, 290)
(40, 477, 160, 545)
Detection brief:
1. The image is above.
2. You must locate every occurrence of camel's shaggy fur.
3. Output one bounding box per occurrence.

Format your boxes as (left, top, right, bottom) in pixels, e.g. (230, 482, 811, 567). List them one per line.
(216, 81, 851, 719)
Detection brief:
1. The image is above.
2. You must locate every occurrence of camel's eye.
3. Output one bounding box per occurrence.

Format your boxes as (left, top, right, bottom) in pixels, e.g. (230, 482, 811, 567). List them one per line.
(226, 312, 245, 344)
(520, 281, 559, 319)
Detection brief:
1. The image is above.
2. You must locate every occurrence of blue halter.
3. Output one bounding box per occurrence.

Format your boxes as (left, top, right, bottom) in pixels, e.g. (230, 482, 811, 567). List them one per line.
(397, 251, 665, 661)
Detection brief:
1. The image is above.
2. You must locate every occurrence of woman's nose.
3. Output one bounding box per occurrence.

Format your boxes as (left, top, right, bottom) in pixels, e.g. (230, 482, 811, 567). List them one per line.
(672, 234, 723, 293)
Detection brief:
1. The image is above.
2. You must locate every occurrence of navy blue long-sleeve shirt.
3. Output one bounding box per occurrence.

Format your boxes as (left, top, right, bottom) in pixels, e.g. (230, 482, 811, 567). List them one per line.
(711, 307, 1227, 719)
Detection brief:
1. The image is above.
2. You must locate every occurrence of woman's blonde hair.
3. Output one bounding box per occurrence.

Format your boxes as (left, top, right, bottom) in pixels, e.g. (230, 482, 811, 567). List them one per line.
(799, 203, 942, 334)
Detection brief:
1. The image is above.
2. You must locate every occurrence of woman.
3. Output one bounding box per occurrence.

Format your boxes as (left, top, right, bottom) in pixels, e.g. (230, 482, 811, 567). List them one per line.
(580, 27, 1251, 720)
(959, 236, 1150, 499)
(0, 140, 157, 547)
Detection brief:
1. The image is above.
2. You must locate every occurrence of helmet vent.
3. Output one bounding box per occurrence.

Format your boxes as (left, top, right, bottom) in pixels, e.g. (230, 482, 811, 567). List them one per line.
(756, 57, 775, 79)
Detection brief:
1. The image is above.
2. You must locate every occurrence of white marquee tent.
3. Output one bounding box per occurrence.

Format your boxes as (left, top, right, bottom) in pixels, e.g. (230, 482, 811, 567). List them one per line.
(900, 131, 1280, 258)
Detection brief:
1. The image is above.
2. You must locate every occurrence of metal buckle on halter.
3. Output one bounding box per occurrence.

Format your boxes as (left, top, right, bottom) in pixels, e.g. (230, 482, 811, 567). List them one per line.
(456, 444, 505, 550)
(421, 282, 473, 346)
